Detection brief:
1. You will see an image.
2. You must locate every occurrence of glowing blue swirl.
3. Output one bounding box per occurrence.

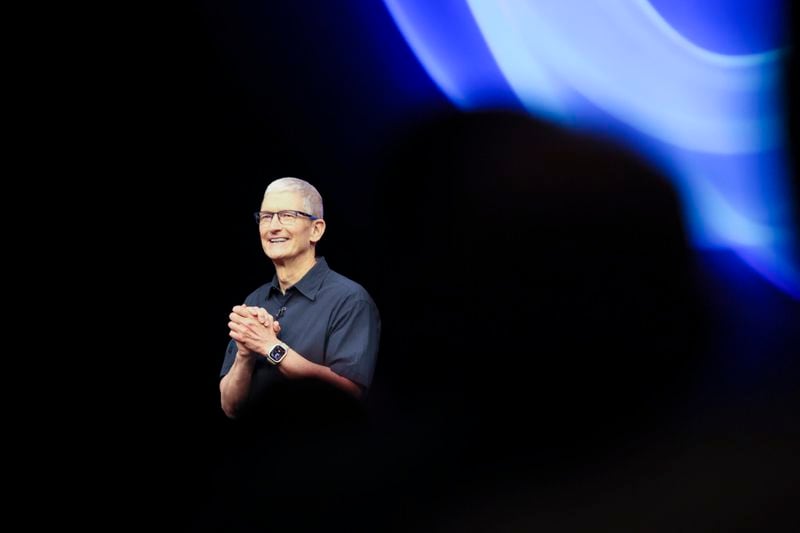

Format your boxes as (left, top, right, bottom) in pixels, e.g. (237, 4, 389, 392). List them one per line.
(466, 0, 782, 154)
(382, 0, 798, 297)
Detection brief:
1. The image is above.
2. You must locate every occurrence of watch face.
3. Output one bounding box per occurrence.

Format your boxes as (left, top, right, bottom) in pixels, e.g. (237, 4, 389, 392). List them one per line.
(269, 344, 287, 363)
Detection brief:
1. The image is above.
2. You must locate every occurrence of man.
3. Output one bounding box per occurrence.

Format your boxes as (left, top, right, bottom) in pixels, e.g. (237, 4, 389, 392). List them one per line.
(219, 177, 380, 418)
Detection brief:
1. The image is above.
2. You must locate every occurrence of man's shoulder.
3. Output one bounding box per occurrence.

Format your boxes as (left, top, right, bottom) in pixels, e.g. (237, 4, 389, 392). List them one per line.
(323, 268, 373, 301)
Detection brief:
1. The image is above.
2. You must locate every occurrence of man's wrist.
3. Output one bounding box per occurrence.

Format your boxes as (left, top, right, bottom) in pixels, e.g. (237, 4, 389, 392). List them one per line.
(235, 350, 257, 365)
(265, 341, 289, 365)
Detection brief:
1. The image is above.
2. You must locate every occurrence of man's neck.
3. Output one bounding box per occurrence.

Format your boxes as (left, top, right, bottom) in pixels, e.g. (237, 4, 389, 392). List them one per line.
(273, 254, 317, 293)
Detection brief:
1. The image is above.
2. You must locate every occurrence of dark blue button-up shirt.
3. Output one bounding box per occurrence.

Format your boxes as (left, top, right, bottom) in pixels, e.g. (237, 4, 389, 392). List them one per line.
(221, 257, 380, 394)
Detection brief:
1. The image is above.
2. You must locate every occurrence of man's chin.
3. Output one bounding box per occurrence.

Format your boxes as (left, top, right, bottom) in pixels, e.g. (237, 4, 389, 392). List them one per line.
(266, 251, 287, 261)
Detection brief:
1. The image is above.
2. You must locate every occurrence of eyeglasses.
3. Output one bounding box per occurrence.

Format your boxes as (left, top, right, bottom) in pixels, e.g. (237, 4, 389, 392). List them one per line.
(254, 210, 319, 226)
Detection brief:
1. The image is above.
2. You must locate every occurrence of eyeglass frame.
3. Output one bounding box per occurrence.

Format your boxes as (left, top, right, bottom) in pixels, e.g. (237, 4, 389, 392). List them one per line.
(253, 210, 320, 225)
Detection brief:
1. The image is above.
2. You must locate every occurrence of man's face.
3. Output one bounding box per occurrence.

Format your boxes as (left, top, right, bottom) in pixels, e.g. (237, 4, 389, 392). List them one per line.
(259, 191, 319, 262)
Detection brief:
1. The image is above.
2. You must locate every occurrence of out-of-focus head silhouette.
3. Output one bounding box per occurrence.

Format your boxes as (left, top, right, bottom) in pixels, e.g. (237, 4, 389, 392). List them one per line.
(374, 110, 706, 461)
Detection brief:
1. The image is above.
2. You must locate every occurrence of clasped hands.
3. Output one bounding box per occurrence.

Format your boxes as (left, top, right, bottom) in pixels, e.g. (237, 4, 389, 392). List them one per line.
(228, 305, 282, 359)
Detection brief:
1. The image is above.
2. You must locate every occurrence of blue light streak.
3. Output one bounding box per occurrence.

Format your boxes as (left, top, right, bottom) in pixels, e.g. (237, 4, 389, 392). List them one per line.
(383, 0, 798, 297)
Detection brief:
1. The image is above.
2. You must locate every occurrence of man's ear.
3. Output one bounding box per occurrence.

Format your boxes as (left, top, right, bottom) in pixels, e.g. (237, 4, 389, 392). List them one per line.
(310, 219, 326, 243)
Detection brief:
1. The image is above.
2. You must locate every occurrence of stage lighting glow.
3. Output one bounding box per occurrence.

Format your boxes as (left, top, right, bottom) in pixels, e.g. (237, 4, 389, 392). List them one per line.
(383, 0, 798, 297)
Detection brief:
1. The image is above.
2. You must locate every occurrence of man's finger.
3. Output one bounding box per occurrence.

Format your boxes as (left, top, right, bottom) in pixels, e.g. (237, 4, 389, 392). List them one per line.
(255, 308, 271, 325)
(230, 312, 258, 327)
(232, 305, 254, 318)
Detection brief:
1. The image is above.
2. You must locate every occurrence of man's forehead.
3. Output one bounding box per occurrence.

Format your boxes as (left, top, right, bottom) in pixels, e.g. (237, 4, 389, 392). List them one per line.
(261, 190, 303, 208)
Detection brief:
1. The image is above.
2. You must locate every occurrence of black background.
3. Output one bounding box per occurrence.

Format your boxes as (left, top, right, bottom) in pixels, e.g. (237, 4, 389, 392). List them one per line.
(102, 1, 800, 530)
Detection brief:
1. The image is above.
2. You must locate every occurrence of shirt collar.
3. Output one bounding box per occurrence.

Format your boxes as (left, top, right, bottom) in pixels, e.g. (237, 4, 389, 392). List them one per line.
(268, 257, 329, 301)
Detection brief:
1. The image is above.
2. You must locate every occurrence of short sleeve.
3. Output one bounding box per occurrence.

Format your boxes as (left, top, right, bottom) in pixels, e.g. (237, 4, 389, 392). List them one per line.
(220, 339, 238, 378)
(326, 297, 381, 389)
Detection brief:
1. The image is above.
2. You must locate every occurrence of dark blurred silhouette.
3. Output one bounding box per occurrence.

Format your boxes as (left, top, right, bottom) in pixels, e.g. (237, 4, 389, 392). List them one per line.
(374, 109, 704, 435)
(367, 110, 716, 530)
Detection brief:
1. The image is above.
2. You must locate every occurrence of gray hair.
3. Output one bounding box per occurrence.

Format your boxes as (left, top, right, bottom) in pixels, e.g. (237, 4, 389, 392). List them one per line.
(264, 177, 324, 218)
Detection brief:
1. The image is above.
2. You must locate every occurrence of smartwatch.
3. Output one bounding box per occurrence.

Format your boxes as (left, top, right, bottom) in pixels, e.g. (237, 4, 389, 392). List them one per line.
(266, 342, 289, 365)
